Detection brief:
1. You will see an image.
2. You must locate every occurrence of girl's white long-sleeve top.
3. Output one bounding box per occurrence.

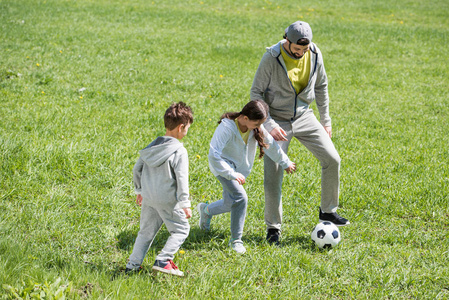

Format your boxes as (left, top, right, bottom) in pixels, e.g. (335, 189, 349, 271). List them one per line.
(208, 118, 292, 180)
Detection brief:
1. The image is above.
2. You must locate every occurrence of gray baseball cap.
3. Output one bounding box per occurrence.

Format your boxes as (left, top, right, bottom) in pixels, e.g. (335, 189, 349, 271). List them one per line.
(285, 21, 313, 44)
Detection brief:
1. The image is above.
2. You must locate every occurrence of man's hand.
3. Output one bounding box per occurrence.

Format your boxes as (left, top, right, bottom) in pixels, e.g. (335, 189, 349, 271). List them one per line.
(284, 162, 296, 174)
(183, 207, 192, 219)
(270, 127, 288, 141)
(136, 194, 143, 206)
(235, 173, 246, 185)
(323, 126, 332, 138)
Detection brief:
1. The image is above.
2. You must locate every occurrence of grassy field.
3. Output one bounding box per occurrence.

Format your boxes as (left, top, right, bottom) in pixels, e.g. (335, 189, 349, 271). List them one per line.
(1, 0, 448, 298)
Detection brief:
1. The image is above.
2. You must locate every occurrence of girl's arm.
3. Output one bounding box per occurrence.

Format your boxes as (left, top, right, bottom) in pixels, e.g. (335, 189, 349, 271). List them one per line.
(208, 125, 239, 180)
(261, 126, 294, 170)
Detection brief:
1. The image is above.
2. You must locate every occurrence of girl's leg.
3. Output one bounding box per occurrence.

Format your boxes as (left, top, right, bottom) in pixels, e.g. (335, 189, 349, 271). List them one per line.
(127, 203, 163, 269)
(207, 175, 248, 240)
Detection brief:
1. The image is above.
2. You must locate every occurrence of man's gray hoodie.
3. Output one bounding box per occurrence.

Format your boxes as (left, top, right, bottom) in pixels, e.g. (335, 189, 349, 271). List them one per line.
(250, 40, 331, 132)
(133, 136, 190, 210)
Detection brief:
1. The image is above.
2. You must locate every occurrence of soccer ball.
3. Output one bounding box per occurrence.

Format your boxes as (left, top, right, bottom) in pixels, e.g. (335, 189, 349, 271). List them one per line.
(311, 221, 341, 249)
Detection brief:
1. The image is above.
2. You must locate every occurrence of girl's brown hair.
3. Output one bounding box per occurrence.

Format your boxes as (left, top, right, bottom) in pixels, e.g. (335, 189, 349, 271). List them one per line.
(219, 100, 269, 158)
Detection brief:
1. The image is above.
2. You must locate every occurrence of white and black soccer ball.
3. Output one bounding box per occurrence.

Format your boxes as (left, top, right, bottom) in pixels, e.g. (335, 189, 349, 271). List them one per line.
(311, 221, 341, 249)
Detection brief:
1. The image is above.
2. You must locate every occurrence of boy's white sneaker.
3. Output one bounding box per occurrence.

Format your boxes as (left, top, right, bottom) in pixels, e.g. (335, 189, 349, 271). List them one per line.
(229, 239, 246, 254)
(197, 203, 212, 231)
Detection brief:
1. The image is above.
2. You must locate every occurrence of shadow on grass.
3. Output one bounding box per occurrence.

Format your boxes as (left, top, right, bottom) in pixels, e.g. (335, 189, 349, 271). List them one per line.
(109, 264, 157, 281)
(115, 225, 313, 254)
(279, 235, 314, 249)
(241, 231, 313, 250)
(114, 226, 223, 252)
(182, 227, 228, 249)
(109, 226, 316, 280)
(116, 229, 137, 251)
(110, 227, 228, 280)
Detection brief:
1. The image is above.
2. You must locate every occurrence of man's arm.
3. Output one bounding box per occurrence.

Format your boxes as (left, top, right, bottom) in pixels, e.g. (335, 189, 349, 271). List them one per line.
(313, 47, 331, 128)
(250, 53, 280, 133)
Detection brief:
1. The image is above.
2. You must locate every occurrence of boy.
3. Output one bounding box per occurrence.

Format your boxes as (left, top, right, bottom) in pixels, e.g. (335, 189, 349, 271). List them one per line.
(126, 102, 193, 277)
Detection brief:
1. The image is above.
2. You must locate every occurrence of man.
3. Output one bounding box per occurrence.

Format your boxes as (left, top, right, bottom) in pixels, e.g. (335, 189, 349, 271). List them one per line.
(250, 21, 350, 245)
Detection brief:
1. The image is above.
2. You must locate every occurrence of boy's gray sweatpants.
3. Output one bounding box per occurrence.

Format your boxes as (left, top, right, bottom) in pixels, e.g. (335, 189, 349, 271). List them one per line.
(264, 109, 341, 230)
(207, 175, 248, 241)
(126, 202, 189, 269)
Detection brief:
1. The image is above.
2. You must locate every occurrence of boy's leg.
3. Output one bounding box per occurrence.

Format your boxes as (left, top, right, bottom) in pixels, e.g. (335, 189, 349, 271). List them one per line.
(127, 203, 163, 269)
(155, 208, 190, 262)
(292, 110, 340, 213)
(210, 175, 248, 241)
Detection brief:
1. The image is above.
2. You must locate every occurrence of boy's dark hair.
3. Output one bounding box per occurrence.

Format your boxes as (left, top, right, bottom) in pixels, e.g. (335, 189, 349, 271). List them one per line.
(164, 102, 194, 130)
(219, 100, 269, 158)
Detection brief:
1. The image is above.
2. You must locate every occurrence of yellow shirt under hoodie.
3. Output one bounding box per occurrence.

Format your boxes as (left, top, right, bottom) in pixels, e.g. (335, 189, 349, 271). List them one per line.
(235, 119, 250, 144)
(281, 45, 310, 94)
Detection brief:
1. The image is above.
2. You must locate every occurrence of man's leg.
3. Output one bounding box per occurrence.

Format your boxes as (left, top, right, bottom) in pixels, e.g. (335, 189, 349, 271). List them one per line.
(292, 110, 348, 225)
(264, 155, 285, 230)
(264, 122, 293, 240)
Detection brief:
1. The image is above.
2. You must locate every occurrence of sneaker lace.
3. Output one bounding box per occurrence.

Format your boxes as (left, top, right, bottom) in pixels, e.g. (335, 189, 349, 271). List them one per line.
(204, 202, 212, 221)
(168, 260, 179, 270)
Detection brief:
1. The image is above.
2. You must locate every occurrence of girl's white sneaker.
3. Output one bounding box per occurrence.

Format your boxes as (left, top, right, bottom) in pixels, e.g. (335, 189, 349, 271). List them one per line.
(229, 239, 246, 254)
(197, 203, 212, 231)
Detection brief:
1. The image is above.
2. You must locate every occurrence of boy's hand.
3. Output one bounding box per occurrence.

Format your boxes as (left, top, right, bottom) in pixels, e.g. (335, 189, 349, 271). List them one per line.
(284, 162, 296, 174)
(235, 173, 246, 185)
(136, 194, 143, 206)
(323, 126, 332, 139)
(183, 207, 192, 219)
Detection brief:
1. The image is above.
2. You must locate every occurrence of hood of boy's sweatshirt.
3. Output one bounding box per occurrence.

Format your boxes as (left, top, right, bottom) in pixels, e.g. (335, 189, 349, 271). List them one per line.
(139, 136, 183, 168)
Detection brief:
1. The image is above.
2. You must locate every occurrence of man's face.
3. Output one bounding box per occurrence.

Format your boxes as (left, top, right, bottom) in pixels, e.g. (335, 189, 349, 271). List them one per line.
(286, 41, 310, 59)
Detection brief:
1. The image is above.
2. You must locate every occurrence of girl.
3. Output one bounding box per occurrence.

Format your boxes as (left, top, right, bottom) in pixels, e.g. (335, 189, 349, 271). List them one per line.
(197, 100, 296, 253)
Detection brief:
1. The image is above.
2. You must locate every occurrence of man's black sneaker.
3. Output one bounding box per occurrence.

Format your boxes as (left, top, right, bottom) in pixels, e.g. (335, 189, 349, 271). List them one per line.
(266, 228, 280, 245)
(319, 209, 350, 226)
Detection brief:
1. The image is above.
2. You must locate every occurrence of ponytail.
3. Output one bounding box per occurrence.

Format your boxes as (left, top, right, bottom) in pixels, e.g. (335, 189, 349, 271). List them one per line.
(218, 111, 241, 124)
(219, 100, 270, 158)
(254, 127, 268, 159)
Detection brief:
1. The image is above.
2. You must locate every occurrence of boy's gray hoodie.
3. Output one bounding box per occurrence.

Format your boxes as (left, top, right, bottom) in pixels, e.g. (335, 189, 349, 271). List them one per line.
(250, 40, 331, 132)
(133, 136, 190, 210)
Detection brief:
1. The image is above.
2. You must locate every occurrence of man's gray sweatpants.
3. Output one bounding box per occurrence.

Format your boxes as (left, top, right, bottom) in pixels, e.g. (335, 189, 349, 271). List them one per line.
(207, 175, 248, 241)
(264, 109, 341, 230)
(126, 202, 189, 269)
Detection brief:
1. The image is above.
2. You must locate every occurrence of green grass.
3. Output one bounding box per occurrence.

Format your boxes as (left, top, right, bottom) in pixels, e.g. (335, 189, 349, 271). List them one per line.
(1, 0, 448, 298)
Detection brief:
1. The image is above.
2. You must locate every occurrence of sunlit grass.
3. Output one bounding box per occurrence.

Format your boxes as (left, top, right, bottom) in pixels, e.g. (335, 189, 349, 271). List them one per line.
(1, 0, 448, 298)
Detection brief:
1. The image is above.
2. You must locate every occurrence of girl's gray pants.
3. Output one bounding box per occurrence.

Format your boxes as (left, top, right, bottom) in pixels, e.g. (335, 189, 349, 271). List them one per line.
(207, 175, 248, 241)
